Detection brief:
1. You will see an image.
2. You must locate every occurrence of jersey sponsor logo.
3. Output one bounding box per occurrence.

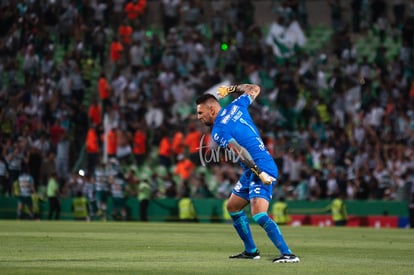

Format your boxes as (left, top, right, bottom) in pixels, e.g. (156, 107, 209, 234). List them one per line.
(213, 133, 227, 146)
(220, 109, 227, 116)
(234, 181, 242, 192)
(218, 139, 227, 147)
(256, 137, 266, 151)
(232, 110, 243, 122)
(230, 105, 239, 116)
(221, 114, 231, 124)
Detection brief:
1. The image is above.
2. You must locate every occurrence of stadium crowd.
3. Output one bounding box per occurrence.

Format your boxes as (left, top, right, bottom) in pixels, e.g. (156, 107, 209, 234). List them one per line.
(0, 0, 414, 216)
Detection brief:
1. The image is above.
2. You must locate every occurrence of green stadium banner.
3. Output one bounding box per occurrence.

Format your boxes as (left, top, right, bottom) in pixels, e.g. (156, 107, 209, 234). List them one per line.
(0, 197, 408, 224)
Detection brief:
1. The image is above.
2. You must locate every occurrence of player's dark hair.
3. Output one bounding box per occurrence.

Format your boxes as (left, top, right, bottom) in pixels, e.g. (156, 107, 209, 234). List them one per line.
(196, 93, 219, 105)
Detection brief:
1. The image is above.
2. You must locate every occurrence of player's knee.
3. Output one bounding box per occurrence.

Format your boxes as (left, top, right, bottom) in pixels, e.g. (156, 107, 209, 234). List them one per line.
(226, 202, 241, 213)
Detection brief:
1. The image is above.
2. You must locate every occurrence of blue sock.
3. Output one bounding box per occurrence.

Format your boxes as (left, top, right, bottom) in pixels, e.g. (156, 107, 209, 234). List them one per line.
(253, 212, 292, 255)
(229, 210, 257, 253)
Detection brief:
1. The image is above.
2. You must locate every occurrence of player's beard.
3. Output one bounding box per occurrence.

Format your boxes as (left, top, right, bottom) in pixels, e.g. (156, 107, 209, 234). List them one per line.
(201, 117, 213, 127)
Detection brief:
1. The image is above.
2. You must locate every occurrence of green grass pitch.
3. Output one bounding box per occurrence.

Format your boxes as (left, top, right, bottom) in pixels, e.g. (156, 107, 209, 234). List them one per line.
(0, 221, 413, 274)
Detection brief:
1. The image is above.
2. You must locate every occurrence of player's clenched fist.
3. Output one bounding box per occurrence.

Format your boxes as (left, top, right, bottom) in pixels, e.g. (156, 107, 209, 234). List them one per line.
(217, 85, 238, 98)
(251, 165, 276, 185)
(258, 171, 276, 185)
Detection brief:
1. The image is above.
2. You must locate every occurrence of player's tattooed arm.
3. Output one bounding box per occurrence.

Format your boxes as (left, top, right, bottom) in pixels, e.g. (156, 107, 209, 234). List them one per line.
(217, 84, 261, 101)
(227, 138, 276, 185)
(235, 84, 260, 101)
(227, 139, 257, 170)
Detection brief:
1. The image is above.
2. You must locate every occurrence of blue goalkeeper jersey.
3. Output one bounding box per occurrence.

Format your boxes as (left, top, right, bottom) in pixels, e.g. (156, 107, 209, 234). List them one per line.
(211, 93, 278, 178)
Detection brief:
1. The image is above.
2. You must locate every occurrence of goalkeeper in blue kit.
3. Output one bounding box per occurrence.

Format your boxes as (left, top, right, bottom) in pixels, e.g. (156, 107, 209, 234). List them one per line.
(196, 84, 299, 263)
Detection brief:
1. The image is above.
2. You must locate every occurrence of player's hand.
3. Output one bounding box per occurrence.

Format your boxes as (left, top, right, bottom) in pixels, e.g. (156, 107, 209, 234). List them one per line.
(217, 85, 237, 98)
(258, 171, 276, 185)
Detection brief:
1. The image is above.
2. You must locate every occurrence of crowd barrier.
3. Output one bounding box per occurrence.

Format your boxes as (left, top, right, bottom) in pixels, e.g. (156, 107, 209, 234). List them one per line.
(0, 198, 409, 228)
(288, 214, 408, 228)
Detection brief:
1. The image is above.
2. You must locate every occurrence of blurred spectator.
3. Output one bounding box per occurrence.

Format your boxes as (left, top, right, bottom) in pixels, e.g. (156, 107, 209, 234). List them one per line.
(145, 103, 165, 128)
(22, 45, 40, 83)
(55, 132, 70, 185)
(184, 124, 202, 165)
(326, 193, 348, 226)
(118, 19, 133, 62)
(129, 40, 146, 74)
(72, 190, 88, 221)
(32, 133, 51, 157)
(70, 65, 85, 105)
(98, 73, 112, 114)
(88, 99, 102, 127)
(373, 161, 392, 199)
(178, 184, 197, 222)
(158, 131, 173, 168)
(116, 129, 133, 165)
(161, 0, 181, 37)
(109, 37, 124, 71)
(94, 162, 109, 221)
(370, 0, 387, 25)
(271, 197, 290, 225)
(138, 179, 151, 221)
(109, 172, 128, 221)
(30, 191, 43, 221)
(83, 173, 96, 221)
(351, 0, 362, 33)
(125, 0, 147, 22)
(326, 168, 339, 199)
(49, 119, 66, 149)
(40, 150, 56, 187)
(111, 0, 126, 31)
(181, 0, 203, 27)
(294, 170, 310, 200)
(164, 172, 178, 198)
(91, 0, 108, 27)
(329, 0, 344, 32)
(71, 104, 89, 151)
(105, 127, 118, 159)
(174, 154, 195, 180)
(193, 176, 213, 198)
(172, 128, 185, 161)
(15, 165, 36, 220)
(27, 145, 42, 189)
(85, 124, 99, 175)
(58, 1, 77, 51)
(0, 147, 9, 196)
(47, 171, 60, 220)
(132, 124, 147, 167)
(91, 24, 107, 67)
(6, 138, 28, 196)
(111, 70, 128, 106)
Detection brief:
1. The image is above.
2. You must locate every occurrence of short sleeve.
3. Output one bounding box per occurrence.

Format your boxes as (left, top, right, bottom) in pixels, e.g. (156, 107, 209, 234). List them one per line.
(211, 123, 233, 148)
(232, 93, 253, 108)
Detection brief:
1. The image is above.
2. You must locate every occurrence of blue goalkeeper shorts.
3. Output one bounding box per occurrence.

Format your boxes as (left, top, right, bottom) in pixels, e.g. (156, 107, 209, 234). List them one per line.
(231, 169, 275, 201)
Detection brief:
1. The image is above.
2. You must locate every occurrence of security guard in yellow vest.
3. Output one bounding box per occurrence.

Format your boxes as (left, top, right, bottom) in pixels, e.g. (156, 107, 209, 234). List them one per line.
(222, 199, 231, 223)
(271, 197, 290, 225)
(178, 195, 197, 222)
(73, 191, 89, 221)
(31, 193, 42, 220)
(328, 193, 348, 226)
